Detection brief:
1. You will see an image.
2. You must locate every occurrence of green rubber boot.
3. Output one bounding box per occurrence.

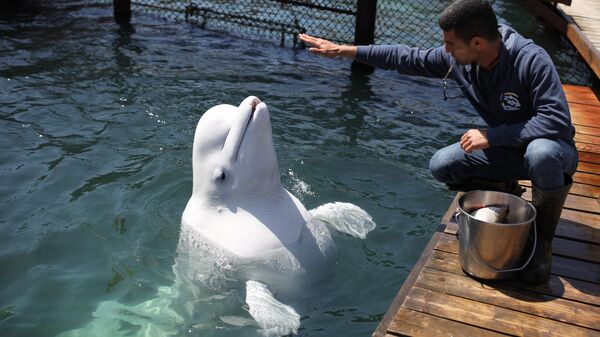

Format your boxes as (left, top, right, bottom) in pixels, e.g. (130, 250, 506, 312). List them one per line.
(519, 175, 573, 284)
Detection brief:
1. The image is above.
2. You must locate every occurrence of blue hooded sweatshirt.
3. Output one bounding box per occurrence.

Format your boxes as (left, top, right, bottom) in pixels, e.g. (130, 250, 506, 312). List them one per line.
(355, 24, 576, 148)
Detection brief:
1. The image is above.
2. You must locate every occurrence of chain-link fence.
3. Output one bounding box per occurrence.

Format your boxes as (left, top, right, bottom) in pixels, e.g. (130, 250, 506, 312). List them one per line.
(97, 0, 595, 86)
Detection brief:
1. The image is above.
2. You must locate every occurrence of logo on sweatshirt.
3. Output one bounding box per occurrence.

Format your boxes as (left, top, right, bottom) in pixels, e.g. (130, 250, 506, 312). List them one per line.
(500, 92, 521, 111)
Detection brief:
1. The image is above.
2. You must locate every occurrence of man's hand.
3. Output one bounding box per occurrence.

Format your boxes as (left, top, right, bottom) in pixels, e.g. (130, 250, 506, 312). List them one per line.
(460, 129, 490, 153)
(298, 34, 357, 59)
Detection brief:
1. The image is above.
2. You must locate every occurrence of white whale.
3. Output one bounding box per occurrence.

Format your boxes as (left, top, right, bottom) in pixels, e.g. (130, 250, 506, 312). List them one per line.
(182, 96, 332, 265)
(58, 96, 375, 337)
(179, 96, 376, 335)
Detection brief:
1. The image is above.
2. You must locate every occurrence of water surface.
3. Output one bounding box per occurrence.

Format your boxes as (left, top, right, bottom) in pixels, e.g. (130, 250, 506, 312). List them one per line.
(0, 2, 482, 336)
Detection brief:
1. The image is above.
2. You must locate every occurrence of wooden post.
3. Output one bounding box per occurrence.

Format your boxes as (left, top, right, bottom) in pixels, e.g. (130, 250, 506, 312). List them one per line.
(113, 0, 131, 23)
(352, 0, 377, 73)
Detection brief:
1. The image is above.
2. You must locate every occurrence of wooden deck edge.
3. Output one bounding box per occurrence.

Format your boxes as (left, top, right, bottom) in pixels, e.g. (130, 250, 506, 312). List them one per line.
(373, 194, 462, 337)
(563, 16, 600, 82)
(371, 223, 446, 337)
(521, 0, 600, 81)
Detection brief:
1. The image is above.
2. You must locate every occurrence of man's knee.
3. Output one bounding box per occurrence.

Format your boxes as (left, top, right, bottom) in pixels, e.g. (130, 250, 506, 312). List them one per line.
(524, 139, 562, 170)
(429, 144, 462, 183)
(525, 138, 577, 190)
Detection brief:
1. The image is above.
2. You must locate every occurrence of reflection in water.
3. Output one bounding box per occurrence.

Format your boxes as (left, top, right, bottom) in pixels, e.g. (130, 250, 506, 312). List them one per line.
(336, 69, 374, 144)
(0, 0, 42, 19)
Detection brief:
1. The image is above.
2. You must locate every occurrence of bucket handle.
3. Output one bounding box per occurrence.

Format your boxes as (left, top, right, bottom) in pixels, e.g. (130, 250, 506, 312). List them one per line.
(454, 212, 537, 274)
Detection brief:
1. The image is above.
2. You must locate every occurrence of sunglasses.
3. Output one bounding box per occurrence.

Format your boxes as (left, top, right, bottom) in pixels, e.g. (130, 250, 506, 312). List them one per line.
(442, 61, 471, 100)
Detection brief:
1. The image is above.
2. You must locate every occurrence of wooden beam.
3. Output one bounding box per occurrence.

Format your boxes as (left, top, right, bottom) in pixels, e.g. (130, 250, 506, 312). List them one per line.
(521, 0, 600, 81)
(564, 21, 600, 82)
(521, 0, 568, 32)
(542, 0, 572, 6)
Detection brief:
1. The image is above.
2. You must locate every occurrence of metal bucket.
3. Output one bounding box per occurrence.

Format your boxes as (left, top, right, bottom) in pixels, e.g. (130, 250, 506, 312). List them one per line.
(457, 190, 537, 280)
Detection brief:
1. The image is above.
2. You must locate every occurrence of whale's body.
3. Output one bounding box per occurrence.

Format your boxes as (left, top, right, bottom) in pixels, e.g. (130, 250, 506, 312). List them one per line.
(181, 97, 335, 282)
(59, 97, 375, 337)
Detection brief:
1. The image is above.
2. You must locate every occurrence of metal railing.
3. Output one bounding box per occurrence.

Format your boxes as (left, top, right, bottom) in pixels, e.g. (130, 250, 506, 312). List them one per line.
(102, 0, 595, 86)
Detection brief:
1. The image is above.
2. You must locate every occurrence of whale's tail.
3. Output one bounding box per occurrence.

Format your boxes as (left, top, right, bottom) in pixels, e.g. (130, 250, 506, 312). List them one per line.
(310, 202, 376, 239)
(245, 280, 300, 337)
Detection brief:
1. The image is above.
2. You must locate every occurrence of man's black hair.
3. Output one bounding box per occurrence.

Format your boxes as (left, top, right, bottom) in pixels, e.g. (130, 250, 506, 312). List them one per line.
(438, 0, 500, 42)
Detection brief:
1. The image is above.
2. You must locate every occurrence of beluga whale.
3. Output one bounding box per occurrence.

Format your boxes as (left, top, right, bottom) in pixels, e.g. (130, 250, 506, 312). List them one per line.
(182, 95, 326, 262)
(180, 96, 376, 336)
(58, 96, 376, 337)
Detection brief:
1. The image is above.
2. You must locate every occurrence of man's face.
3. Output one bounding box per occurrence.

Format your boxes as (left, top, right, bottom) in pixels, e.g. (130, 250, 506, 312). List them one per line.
(442, 29, 478, 65)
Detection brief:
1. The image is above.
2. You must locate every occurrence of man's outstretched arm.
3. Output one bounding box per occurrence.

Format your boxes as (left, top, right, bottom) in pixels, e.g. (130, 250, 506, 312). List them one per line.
(298, 34, 357, 59)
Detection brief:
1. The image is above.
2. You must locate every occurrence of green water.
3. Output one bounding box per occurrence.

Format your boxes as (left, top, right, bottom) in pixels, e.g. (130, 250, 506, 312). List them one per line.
(0, 2, 487, 336)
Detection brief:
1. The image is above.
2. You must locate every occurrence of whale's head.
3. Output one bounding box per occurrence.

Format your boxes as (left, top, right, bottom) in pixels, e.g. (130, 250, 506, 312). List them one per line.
(190, 96, 280, 205)
(182, 96, 326, 260)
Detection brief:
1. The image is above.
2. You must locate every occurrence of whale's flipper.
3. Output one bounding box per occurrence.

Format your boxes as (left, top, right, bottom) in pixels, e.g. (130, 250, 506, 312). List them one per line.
(310, 202, 376, 239)
(245, 280, 300, 337)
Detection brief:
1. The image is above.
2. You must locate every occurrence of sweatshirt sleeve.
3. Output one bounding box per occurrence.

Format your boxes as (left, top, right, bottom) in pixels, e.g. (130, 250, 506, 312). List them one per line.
(355, 44, 451, 78)
(486, 49, 573, 147)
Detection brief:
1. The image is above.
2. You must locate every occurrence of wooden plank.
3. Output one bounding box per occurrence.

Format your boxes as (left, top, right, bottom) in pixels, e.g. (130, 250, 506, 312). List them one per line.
(521, 189, 599, 214)
(560, 1, 600, 20)
(564, 19, 600, 80)
(575, 161, 600, 175)
(569, 101, 600, 116)
(563, 181, 600, 198)
(402, 286, 600, 336)
(427, 249, 600, 306)
(413, 268, 600, 330)
(575, 124, 600, 136)
(445, 215, 600, 245)
(518, 180, 600, 199)
(564, 84, 600, 105)
(557, 208, 600, 231)
(579, 152, 600, 167)
(388, 308, 506, 337)
(440, 222, 599, 264)
(565, 180, 600, 198)
(435, 233, 600, 283)
(572, 115, 600, 127)
(573, 171, 600, 187)
(579, 151, 600, 164)
(554, 236, 600, 263)
(574, 132, 600, 145)
(571, 113, 600, 124)
(576, 141, 600, 155)
(555, 218, 600, 244)
(572, 115, 600, 126)
(553, 254, 600, 283)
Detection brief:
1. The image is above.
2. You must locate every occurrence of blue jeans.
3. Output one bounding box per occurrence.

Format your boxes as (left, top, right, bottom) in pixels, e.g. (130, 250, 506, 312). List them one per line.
(429, 138, 578, 191)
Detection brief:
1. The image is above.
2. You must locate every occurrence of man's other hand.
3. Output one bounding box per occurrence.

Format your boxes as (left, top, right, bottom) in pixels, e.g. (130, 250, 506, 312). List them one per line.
(460, 129, 490, 153)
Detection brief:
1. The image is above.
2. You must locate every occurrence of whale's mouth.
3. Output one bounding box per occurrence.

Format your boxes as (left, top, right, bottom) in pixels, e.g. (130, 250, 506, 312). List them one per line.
(233, 99, 263, 162)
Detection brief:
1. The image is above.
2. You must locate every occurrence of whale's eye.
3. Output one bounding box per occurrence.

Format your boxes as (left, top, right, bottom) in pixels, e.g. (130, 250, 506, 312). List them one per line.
(213, 168, 227, 182)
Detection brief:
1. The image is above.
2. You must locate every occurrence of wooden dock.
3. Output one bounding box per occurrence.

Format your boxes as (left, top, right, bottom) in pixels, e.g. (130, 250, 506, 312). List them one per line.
(558, 0, 600, 80)
(524, 0, 600, 80)
(372, 84, 600, 336)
